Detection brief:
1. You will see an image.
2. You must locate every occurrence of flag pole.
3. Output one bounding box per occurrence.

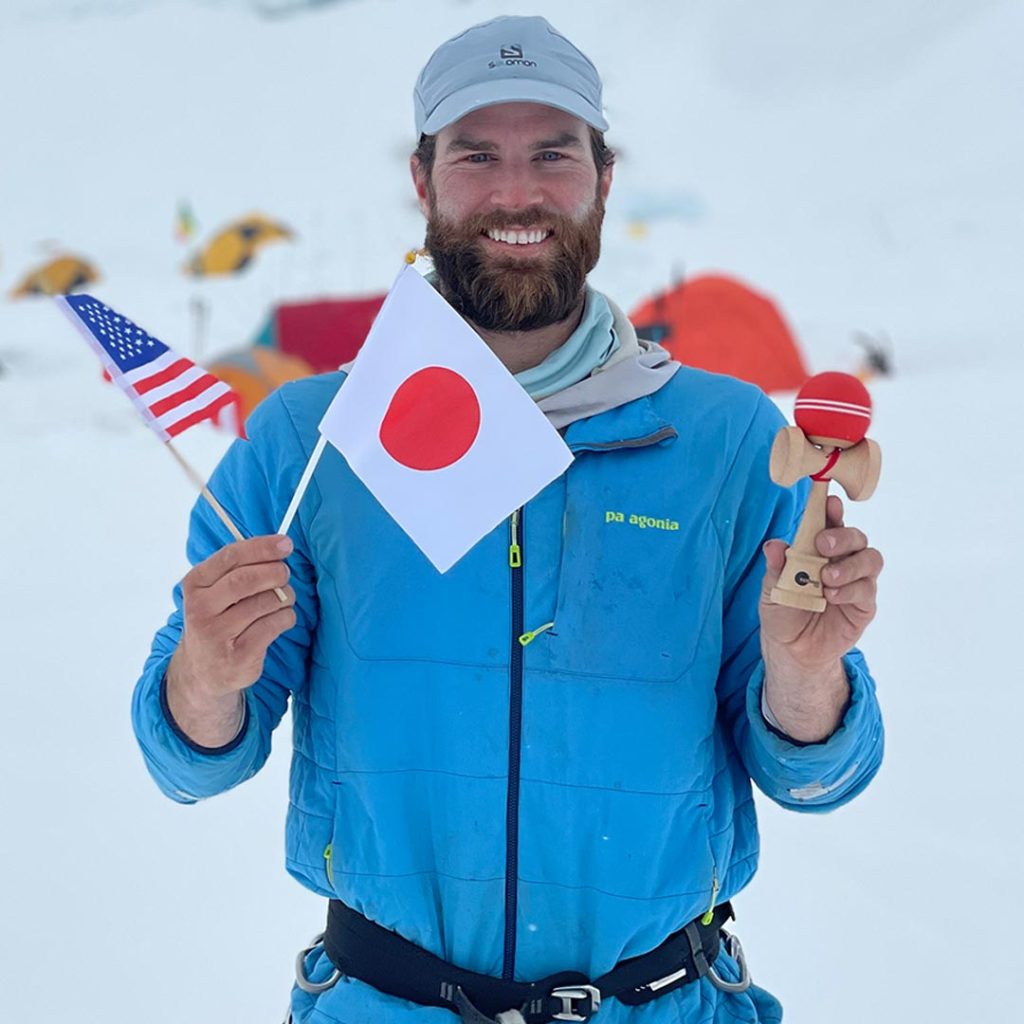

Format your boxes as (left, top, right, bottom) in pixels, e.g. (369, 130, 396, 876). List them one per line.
(165, 440, 288, 604)
(277, 434, 327, 537)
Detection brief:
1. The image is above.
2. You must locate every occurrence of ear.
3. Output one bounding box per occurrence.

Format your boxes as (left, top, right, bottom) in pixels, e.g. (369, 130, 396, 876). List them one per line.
(410, 156, 431, 218)
(598, 162, 614, 204)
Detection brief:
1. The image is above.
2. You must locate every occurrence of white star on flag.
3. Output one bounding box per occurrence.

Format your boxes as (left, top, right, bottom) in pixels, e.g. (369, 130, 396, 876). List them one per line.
(317, 266, 574, 572)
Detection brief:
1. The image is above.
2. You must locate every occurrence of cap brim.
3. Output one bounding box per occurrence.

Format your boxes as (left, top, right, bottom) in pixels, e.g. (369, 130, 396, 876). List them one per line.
(420, 78, 608, 136)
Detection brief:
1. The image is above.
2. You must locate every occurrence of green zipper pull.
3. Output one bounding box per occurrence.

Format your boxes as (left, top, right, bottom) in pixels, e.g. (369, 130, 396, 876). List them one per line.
(324, 843, 334, 887)
(701, 869, 719, 926)
(519, 622, 555, 647)
(509, 509, 522, 568)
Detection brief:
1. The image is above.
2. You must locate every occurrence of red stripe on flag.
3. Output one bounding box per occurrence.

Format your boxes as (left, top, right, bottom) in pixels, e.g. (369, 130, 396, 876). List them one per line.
(208, 394, 246, 439)
(165, 391, 237, 438)
(148, 374, 222, 418)
(134, 358, 194, 395)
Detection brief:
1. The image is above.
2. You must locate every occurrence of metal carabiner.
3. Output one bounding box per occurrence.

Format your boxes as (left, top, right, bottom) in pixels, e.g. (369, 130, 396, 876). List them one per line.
(706, 931, 752, 994)
(294, 932, 342, 995)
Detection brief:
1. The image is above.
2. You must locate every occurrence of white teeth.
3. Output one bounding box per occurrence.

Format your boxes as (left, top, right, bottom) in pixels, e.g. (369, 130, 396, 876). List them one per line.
(486, 228, 551, 245)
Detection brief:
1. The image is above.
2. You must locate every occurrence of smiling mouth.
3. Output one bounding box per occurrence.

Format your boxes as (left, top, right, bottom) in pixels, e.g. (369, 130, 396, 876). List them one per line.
(483, 228, 553, 246)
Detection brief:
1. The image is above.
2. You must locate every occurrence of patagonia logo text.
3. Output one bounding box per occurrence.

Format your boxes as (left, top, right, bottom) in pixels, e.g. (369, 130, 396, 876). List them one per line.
(605, 511, 680, 531)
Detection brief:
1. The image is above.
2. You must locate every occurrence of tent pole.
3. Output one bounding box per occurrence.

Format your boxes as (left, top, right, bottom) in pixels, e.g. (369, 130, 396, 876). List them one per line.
(190, 294, 208, 362)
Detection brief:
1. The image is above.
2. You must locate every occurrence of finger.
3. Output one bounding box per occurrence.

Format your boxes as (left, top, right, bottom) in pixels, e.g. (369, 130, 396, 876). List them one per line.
(233, 605, 298, 660)
(825, 494, 845, 529)
(816, 524, 869, 558)
(188, 535, 293, 590)
(821, 548, 884, 588)
(823, 576, 877, 613)
(203, 561, 292, 617)
(220, 585, 296, 641)
(759, 539, 788, 601)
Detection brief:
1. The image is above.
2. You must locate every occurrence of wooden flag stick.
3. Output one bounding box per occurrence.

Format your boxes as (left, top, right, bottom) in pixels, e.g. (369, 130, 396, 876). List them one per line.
(165, 440, 288, 603)
(277, 434, 328, 538)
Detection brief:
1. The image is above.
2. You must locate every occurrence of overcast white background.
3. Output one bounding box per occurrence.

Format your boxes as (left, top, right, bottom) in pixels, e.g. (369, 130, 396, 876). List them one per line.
(1, 1, 1021, 1020)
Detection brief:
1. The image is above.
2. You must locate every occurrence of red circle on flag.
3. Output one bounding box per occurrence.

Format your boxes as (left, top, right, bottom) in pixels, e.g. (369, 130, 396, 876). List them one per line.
(379, 366, 481, 471)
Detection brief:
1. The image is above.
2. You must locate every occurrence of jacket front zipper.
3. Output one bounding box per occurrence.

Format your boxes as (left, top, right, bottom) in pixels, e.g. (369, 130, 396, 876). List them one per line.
(503, 506, 525, 980)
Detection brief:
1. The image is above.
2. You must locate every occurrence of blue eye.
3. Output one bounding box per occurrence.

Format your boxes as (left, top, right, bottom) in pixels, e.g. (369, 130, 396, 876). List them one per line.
(467, 153, 492, 163)
(539, 151, 564, 161)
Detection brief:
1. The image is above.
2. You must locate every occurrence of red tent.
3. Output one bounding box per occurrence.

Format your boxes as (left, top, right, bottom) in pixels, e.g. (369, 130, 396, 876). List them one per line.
(629, 274, 810, 394)
(253, 294, 386, 373)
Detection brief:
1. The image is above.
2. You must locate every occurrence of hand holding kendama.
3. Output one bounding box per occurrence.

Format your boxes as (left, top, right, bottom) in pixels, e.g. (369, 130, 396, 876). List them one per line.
(768, 373, 882, 613)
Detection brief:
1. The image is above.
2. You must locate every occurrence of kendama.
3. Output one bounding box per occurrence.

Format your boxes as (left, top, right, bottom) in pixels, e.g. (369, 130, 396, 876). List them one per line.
(769, 372, 882, 612)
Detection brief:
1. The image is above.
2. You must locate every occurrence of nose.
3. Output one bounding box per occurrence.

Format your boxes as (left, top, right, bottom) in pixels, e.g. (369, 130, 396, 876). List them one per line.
(488, 162, 545, 212)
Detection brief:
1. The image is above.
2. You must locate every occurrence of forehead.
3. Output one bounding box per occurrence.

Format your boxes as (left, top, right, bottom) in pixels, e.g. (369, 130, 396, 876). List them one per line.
(438, 102, 588, 148)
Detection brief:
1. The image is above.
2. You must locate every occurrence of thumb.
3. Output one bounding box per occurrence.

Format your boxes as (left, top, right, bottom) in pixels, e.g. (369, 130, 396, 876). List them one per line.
(760, 539, 788, 600)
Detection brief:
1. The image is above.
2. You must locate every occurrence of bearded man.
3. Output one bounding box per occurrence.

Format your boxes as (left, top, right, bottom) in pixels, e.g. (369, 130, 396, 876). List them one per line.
(133, 16, 885, 1024)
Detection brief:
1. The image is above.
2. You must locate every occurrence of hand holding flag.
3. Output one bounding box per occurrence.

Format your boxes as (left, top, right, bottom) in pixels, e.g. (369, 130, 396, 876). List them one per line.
(56, 293, 286, 602)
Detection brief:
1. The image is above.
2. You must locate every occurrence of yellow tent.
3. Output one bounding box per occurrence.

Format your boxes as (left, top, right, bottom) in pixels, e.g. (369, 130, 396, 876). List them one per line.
(184, 212, 294, 277)
(9, 254, 100, 298)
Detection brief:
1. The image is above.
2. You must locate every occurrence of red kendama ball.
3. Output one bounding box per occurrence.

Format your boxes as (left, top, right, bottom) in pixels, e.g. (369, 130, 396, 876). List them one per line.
(794, 372, 872, 444)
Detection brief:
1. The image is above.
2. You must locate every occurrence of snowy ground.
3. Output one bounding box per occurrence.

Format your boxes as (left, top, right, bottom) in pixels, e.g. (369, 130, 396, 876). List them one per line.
(1, 1, 1022, 1021)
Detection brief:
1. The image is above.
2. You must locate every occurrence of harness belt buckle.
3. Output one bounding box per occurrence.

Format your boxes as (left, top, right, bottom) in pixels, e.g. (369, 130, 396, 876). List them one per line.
(550, 984, 601, 1021)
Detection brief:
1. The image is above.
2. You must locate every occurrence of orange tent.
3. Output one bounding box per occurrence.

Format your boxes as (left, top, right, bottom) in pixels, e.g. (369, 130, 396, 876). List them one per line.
(207, 346, 313, 422)
(629, 274, 810, 394)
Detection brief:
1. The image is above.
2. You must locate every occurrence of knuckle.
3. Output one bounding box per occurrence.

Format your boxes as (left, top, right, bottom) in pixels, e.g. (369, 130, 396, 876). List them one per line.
(196, 546, 233, 588)
(182, 586, 211, 619)
(237, 564, 261, 592)
(233, 564, 265, 599)
(230, 562, 289, 599)
(213, 544, 239, 574)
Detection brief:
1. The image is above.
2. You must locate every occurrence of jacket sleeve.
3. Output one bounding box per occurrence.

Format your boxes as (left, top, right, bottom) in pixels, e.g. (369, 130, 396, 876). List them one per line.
(714, 392, 884, 813)
(131, 389, 319, 803)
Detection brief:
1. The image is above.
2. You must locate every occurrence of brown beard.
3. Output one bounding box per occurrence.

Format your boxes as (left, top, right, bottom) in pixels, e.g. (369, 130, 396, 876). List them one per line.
(424, 197, 604, 332)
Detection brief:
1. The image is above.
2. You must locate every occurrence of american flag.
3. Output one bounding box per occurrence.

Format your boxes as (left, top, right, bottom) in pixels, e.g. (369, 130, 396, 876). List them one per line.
(56, 293, 242, 440)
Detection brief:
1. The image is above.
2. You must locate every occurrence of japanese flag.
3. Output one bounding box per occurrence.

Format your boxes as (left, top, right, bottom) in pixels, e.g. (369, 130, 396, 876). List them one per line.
(319, 266, 574, 572)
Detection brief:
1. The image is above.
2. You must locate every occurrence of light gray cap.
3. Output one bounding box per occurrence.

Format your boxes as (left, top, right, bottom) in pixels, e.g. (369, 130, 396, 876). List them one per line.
(414, 15, 608, 138)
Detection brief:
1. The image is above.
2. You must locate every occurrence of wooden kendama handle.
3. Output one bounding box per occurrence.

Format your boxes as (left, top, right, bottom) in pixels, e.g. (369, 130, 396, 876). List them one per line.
(769, 480, 831, 613)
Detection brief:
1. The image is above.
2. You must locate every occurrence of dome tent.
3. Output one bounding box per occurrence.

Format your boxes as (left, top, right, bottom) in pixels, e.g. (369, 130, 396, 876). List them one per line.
(629, 273, 810, 394)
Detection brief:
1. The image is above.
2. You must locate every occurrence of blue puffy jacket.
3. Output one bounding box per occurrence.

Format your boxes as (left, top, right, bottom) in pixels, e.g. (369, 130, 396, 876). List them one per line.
(132, 366, 884, 1023)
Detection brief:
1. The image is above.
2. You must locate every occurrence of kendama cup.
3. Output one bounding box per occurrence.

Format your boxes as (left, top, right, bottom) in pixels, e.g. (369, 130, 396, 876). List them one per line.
(768, 373, 882, 613)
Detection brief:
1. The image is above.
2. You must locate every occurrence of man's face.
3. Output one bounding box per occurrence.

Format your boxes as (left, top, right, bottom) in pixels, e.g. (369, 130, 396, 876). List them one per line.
(412, 102, 613, 332)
